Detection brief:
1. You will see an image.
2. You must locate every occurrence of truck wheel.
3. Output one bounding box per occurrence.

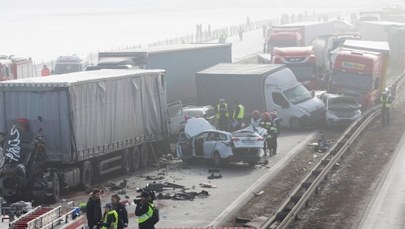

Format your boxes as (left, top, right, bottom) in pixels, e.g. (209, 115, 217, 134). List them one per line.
(289, 117, 301, 129)
(49, 173, 60, 203)
(82, 161, 92, 191)
(132, 147, 141, 171)
(213, 152, 221, 167)
(140, 144, 149, 168)
(121, 149, 131, 174)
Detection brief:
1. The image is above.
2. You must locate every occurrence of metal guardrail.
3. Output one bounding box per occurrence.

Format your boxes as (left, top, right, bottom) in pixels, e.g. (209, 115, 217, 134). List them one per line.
(260, 70, 405, 229)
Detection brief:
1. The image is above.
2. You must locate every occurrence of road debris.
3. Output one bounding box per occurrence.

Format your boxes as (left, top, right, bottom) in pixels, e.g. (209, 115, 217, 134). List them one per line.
(207, 168, 222, 179)
(199, 182, 217, 188)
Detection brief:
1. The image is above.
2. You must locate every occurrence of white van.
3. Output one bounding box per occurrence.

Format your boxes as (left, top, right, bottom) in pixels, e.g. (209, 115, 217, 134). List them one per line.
(196, 64, 325, 128)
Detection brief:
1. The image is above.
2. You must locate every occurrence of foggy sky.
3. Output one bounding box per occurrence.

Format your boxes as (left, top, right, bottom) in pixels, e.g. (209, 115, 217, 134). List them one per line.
(2, 0, 401, 9)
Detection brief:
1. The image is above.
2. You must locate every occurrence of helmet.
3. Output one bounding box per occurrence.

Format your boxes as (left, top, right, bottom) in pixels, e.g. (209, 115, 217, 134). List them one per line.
(252, 110, 260, 119)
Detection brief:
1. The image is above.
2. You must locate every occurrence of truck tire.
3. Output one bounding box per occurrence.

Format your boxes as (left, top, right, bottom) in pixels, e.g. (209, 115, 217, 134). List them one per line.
(49, 173, 60, 203)
(131, 147, 141, 171)
(140, 144, 149, 168)
(213, 152, 221, 167)
(289, 117, 301, 129)
(121, 149, 131, 174)
(82, 161, 92, 192)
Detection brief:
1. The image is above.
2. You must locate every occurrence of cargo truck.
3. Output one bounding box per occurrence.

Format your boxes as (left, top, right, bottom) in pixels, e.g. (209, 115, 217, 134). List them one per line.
(0, 55, 34, 81)
(0, 69, 182, 203)
(357, 21, 405, 42)
(330, 48, 385, 109)
(94, 43, 232, 104)
(272, 46, 318, 90)
(265, 21, 336, 53)
(311, 33, 361, 85)
(196, 64, 325, 128)
(53, 55, 85, 75)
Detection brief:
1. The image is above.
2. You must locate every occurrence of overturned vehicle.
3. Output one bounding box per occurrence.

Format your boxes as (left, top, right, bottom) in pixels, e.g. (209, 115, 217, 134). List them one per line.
(176, 118, 266, 166)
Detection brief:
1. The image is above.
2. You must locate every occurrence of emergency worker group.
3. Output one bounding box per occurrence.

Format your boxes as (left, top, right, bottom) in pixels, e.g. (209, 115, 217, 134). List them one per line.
(215, 98, 281, 157)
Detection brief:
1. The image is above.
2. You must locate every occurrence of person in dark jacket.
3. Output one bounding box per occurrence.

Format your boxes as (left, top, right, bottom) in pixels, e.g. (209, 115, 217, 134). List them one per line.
(86, 189, 102, 229)
(135, 191, 155, 229)
(111, 194, 128, 229)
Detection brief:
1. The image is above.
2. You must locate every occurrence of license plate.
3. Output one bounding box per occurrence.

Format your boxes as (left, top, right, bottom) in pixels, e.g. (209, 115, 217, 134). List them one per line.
(242, 140, 255, 144)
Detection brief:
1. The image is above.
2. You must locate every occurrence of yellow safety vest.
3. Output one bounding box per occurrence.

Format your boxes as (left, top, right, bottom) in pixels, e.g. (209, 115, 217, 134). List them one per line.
(216, 103, 229, 119)
(233, 104, 245, 120)
(381, 95, 391, 108)
(137, 203, 154, 223)
(102, 210, 118, 229)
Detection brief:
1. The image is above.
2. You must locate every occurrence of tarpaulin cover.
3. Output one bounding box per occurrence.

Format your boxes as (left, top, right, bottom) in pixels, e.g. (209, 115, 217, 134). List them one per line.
(0, 69, 167, 162)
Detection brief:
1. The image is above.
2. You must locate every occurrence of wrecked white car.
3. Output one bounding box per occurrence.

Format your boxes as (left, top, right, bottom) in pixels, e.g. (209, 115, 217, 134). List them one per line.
(318, 92, 362, 126)
(176, 118, 266, 166)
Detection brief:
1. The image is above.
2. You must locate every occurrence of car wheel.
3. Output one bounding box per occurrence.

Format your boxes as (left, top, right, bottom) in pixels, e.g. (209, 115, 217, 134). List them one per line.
(213, 152, 221, 167)
(82, 161, 92, 191)
(289, 117, 301, 129)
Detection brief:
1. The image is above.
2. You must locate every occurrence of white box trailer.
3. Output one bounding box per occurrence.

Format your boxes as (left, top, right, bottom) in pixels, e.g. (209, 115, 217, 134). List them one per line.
(0, 69, 174, 203)
(357, 21, 405, 41)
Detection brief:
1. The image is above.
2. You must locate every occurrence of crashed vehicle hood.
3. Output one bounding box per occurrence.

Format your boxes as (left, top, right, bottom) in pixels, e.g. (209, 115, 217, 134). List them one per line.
(184, 118, 216, 137)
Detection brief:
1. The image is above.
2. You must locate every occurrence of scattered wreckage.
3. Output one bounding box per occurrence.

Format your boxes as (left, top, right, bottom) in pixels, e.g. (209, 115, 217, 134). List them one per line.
(176, 118, 267, 166)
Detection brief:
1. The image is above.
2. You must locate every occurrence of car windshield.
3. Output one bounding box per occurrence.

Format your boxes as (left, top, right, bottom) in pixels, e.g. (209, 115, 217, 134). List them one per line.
(287, 64, 316, 81)
(332, 71, 373, 91)
(283, 84, 312, 104)
(54, 63, 81, 74)
(329, 97, 359, 110)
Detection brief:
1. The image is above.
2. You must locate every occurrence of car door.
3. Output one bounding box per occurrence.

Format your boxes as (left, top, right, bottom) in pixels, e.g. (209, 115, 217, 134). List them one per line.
(194, 132, 209, 158)
(176, 132, 193, 160)
(203, 132, 218, 158)
(215, 133, 233, 159)
(167, 100, 185, 136)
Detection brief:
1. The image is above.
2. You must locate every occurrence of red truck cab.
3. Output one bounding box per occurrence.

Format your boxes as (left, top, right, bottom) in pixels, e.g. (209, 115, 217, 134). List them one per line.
(0, 55, 33, 81)
(331, 48, 383, 109)
(272, 46, 318, 90)
(266, 28, 303, 52)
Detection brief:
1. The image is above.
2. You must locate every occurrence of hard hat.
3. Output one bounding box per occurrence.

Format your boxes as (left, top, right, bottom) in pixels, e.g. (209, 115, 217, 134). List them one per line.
(219, 98, 225, 102)
(270, 111, 277, 119)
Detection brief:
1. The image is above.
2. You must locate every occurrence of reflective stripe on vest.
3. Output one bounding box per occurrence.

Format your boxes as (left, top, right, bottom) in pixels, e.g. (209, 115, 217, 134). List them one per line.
(137, 204, 154, 223)
(233, 104, 245, 120)
(102, 210, 118, 229)
(216, 103, 229, 118)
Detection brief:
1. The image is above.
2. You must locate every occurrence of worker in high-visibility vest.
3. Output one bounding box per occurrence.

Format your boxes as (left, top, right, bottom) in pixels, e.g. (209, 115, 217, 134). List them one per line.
(381, 90, 392, 126)
(216, 99, 229, 131)
(232, 101, 245, 130)
(100, 203, 118, 229)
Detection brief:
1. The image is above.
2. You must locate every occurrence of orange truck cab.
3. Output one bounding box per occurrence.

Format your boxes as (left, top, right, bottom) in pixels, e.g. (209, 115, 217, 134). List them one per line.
(331, 48, 384, 109)
(272, 46, 318, 90)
